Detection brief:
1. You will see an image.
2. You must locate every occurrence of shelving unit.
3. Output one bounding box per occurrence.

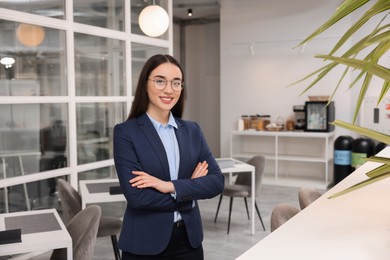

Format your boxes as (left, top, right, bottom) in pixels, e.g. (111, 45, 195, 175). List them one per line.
(230, 130, 335, 189)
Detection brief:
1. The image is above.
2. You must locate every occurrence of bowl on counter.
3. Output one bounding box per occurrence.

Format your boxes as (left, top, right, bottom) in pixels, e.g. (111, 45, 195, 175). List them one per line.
(265, 122, 284, 131)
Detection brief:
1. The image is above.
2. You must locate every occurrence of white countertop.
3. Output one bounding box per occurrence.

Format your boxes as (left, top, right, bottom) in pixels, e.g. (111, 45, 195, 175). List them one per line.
(237, 146, 390, 260)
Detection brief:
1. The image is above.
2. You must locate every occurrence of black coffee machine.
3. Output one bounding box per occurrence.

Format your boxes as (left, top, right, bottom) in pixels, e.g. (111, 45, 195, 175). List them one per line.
(293, 105, 305, 131)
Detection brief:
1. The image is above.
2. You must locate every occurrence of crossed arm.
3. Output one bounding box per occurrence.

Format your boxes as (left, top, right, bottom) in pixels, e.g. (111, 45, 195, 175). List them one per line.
(129, 161, 209, 193)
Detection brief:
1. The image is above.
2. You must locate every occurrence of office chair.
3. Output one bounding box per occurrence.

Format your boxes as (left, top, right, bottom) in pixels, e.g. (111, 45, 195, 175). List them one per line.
(298, 187, 322, 210)
(50, 205, 101, 260)
(57, 179, 122, 260)
(214, 155, 266, 234)
(270, 203, 300, 232)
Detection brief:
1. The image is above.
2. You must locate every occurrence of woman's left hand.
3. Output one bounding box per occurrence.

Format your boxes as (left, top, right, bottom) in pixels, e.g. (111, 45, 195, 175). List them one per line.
(191, 161, 208, 179)
(130, 171, 175, 194)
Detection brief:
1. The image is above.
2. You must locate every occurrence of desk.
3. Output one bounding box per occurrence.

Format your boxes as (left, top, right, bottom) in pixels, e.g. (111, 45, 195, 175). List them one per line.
(237, 147, 390, 259)
(79, 178, 124, 209)
(0, 208, 72, 260)
(79, 158, 256, 235)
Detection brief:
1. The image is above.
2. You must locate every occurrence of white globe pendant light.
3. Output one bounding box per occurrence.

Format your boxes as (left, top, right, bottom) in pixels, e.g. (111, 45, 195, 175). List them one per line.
(138, 5, 169, 37)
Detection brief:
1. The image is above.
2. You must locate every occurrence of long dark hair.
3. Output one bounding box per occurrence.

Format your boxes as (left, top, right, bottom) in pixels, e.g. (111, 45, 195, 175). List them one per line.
(128, 54, 185, 120)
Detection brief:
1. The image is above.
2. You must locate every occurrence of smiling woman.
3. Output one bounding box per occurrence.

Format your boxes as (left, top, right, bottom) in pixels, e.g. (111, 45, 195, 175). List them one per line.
(113, 54, 224, 259)
(146, 62, 183, 121)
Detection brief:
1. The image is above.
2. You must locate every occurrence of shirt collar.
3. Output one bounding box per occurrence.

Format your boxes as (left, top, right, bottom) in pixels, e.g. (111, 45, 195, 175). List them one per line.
(147, 112, 178, 130)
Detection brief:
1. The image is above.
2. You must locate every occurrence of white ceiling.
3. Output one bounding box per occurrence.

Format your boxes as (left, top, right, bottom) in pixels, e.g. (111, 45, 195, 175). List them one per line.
(172, 0, 220, 21)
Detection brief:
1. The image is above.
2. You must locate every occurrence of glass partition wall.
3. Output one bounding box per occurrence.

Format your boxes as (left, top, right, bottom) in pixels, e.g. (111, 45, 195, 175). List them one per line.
(0, 0, 172, 213)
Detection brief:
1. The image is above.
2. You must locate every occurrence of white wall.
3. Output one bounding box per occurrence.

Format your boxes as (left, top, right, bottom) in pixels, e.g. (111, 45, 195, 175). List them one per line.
(175, 21, 221, 156)
(220, 0, 359, 157)
(350, 3, 390, 132)
(179, 0, 388, 159)
(184, 22, 220, 156)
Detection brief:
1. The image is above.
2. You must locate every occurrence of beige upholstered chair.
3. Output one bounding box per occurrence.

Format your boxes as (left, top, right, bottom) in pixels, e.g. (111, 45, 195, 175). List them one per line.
(51, 205, 101, 260)
(57, 179, 122, 260)
(270, 203, 300, 232)
(214, 155, 266, 234)
(298, 187, 322, 210)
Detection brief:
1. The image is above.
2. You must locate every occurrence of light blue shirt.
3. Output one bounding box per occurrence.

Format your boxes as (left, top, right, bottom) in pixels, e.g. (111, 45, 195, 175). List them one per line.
(147, 113, 182, 222)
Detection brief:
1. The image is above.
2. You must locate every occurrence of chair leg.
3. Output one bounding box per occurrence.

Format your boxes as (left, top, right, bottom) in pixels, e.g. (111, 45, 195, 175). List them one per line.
(255, 201, 266, 231)
(214, 194, 223, 223)
(227, 197, 234, 234)
(243, 197, 250, 220)
(111, 234, 121, 260)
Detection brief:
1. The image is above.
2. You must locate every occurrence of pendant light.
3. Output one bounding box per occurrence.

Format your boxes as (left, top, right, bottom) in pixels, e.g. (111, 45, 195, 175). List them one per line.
(16, 23, 45, 47)
(138, 1, 169, 37)
(0, 57, 15, 68)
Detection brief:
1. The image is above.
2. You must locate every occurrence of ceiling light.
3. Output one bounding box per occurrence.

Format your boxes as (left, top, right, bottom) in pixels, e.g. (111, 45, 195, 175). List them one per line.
(0, 57, 15, 68)
(188, 9, 193, 17)
(16, 23, 45, 47)
(138, 4, 169, 37)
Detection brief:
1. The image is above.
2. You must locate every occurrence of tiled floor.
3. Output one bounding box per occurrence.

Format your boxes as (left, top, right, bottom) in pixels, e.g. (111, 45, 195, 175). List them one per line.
(93, 184, 304, 260)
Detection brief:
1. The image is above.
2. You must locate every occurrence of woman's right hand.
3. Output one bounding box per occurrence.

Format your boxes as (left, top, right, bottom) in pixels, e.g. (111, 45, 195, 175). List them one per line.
(130, 171, 175, 194)
(191, 161, 208, 179)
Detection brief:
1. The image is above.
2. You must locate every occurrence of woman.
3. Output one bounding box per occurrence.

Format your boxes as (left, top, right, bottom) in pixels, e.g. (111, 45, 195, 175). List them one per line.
(113, 54, 224, 259)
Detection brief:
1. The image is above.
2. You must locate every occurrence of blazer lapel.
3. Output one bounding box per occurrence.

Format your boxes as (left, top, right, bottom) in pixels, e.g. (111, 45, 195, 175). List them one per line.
(137, 114, 170, 180)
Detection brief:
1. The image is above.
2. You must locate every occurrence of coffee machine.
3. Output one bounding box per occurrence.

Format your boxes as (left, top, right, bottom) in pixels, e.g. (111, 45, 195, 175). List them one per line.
(293, 105, 305, 131)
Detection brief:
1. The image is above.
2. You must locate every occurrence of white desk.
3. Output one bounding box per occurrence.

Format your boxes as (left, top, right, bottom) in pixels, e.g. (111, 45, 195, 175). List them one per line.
(0, 208, 72, 260)
(79, 178, 124, 209)
(216, 158, 256, 235)
(79, 158, 256, 235)
(238, 147, 390, 259)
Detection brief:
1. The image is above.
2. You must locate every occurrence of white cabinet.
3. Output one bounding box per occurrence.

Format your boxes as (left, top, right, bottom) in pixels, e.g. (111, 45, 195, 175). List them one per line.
(230, 130, 335, 189)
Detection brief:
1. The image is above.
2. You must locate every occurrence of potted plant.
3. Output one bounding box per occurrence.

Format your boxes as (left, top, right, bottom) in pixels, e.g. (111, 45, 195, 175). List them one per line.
(292, 0, 390, 197)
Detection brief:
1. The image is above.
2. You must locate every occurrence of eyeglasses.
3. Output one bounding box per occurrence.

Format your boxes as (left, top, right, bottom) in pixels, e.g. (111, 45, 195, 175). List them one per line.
(148, 78, 184, 92)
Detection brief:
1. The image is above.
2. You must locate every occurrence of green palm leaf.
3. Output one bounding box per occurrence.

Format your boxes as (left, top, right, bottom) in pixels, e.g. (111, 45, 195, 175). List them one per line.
(331, 120, 390, 144)
(328, 170, 390, 198)
(291, 26, 390, 98)
(378, 80, 390, 104)
(294, 0, 390, 198)
(366, 156, 390, 164)
(328, 1, 390, 55)
(315, 55, 390, 82)
(365, 163, 390, 178)
(297, 0, 369, 47)
(352, 73, 373, 123)
(329, 154, 390, 199)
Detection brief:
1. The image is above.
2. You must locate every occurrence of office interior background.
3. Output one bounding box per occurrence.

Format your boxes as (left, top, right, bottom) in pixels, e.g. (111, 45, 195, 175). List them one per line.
(0, 0, 388, 215)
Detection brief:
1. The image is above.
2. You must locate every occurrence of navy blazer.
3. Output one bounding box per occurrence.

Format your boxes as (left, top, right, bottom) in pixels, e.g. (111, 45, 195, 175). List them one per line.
(113, 113, 224, 255)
